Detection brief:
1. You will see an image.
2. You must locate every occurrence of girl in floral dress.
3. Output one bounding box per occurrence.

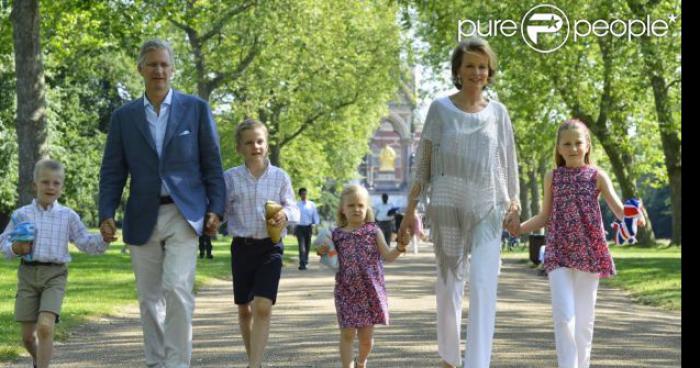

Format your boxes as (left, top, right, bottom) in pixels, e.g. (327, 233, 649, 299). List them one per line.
(515, 119, 645, 368)
(318, 184, 406, 368)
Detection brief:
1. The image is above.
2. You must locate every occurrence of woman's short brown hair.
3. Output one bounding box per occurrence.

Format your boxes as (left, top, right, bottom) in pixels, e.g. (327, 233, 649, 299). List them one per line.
(450, 37, 498, 90)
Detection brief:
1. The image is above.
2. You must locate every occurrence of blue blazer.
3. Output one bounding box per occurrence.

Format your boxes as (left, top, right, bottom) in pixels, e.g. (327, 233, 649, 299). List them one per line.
(99, 90, 226, 245)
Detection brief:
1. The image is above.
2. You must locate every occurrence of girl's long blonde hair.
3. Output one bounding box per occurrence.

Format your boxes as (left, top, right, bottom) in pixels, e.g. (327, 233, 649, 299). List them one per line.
(336, 184, 375, 227)
(554, 119, 593, 167)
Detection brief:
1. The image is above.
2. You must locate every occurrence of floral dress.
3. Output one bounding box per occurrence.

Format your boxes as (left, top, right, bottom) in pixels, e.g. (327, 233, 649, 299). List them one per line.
(544, 166, 616, 278)
(332, 222, 389, 328)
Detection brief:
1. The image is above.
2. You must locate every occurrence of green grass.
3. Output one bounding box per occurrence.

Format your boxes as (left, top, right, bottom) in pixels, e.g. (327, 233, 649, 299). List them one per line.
(499, 242, 531, 259)
(499, 241, 681, 311)
(603, 245, 681, 311)
(0, 234, 301, 361)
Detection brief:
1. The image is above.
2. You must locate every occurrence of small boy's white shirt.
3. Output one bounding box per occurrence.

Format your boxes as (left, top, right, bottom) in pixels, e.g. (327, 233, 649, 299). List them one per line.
(0, 199, 108, 262)
(223, 162, 300, 239)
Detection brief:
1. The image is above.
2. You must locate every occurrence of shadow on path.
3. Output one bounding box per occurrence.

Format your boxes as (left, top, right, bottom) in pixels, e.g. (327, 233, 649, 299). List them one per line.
(2, 242, 680, 367)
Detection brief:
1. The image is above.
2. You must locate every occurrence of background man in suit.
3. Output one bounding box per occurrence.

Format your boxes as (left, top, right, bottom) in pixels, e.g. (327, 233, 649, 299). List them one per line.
(99, 39, 225, 368)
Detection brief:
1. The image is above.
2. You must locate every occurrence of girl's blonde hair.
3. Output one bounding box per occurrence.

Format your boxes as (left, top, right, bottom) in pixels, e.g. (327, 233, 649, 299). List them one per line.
(554, 119, 593, 167)
(235, 118, 269, 147)
(336, 184, 375, 227)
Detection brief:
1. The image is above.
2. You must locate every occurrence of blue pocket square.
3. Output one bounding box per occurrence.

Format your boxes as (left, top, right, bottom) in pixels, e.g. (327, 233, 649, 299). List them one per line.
(178, 130, 191, 136)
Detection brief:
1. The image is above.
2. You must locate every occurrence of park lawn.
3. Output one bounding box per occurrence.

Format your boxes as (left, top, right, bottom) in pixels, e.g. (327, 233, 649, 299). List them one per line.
(604, 245, 681, 311)
(0, 234, 300, 361)
(500, 242, 681, 311)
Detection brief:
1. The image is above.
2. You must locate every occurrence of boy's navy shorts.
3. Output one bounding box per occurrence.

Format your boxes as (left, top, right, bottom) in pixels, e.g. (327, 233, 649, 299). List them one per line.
(230, 237, 283, 305)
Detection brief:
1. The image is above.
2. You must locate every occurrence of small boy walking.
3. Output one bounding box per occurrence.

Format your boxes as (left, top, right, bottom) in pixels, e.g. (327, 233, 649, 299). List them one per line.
(1, 159, 111, 368)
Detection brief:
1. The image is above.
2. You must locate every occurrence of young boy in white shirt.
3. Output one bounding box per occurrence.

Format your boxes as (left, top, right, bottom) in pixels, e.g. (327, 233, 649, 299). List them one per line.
(1, 159, 111, 368)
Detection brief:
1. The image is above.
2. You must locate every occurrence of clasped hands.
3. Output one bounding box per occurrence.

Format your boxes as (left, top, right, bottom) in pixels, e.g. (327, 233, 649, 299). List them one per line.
(99, 212, 222, 243)
(396, 212, 415, 248)
(502, 205, 521, 236)
(395, 205, 522, 242)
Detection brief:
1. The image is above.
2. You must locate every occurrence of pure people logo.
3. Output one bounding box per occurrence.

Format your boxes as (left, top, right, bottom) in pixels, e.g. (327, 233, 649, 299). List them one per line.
(458, 4, 677, 53)
(521, 4, 568, 53)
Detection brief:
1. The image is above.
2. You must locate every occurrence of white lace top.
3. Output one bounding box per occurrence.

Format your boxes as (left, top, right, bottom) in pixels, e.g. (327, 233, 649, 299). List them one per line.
(413, 96, 519, 278)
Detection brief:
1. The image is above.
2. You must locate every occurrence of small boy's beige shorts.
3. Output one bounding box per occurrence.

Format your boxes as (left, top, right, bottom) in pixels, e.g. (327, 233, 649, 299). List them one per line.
(15, 262, 68, 323)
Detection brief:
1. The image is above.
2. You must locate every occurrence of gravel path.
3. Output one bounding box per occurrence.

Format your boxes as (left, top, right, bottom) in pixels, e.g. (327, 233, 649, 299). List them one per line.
(2, 242, 681, 367)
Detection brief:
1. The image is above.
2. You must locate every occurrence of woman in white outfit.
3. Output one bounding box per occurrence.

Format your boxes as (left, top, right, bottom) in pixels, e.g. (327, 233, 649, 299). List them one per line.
(398, 37, 520, 368)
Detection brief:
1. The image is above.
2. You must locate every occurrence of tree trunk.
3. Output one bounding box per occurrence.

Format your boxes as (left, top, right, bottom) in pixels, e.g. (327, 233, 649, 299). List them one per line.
(668, 163, 681, 245)
(648, 75, 681, 245)
(11, 0, 48, 206)
(187, 32, 213, 102)
(269, 144, 281, 167)
(627, 0, 681, 247)
(529, 167, 543, 234)
(519, 166, 530, 221)
(518, 166, 530, 242)
(529, 166, 541, 215)
(527, 159, 548, 234)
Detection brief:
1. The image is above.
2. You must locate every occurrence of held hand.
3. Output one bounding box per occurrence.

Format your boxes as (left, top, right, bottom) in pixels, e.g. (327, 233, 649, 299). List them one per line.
(316, 244, 329, 256)
(11, 241, 32, 256)
(397, 213, 415, 246)
(396, 243, 407, 253)
(502, 210, 519, 233)
(268, 211, 288, 228)
(508, 222, 522, 237)
(637, 214, 647, 228)
(100, 218, 118, 243)
(636, 200, 647, 228)
(205, 212, 220, 236)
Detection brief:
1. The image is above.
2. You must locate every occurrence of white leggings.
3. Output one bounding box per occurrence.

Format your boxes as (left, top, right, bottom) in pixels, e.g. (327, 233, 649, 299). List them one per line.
(548, 268, 600, 368)
(435, 220, 501, 368)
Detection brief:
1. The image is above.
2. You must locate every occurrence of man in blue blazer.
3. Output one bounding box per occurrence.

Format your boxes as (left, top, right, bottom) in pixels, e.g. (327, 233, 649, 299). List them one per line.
(99, 39, 225, 368)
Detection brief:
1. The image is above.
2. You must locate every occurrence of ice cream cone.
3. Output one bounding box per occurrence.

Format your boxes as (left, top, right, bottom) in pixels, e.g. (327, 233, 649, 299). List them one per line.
(265, 200, 284, 243)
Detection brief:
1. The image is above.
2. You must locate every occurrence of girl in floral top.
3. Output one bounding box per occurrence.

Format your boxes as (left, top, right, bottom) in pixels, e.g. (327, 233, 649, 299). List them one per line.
(318, 184, 406, 368)
(515, 119, 645, 368)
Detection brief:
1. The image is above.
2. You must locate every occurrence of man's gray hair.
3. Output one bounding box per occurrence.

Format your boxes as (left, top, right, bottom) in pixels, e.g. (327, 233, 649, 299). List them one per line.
(137, 39, 175, 68)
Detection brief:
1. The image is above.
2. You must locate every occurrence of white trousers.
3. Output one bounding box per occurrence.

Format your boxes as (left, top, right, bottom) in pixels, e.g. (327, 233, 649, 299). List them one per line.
(548, 268, 600, 368)
(411, 234, 419, 254)
(129, 204, 198, 368)
(436, 218, 501, 368)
